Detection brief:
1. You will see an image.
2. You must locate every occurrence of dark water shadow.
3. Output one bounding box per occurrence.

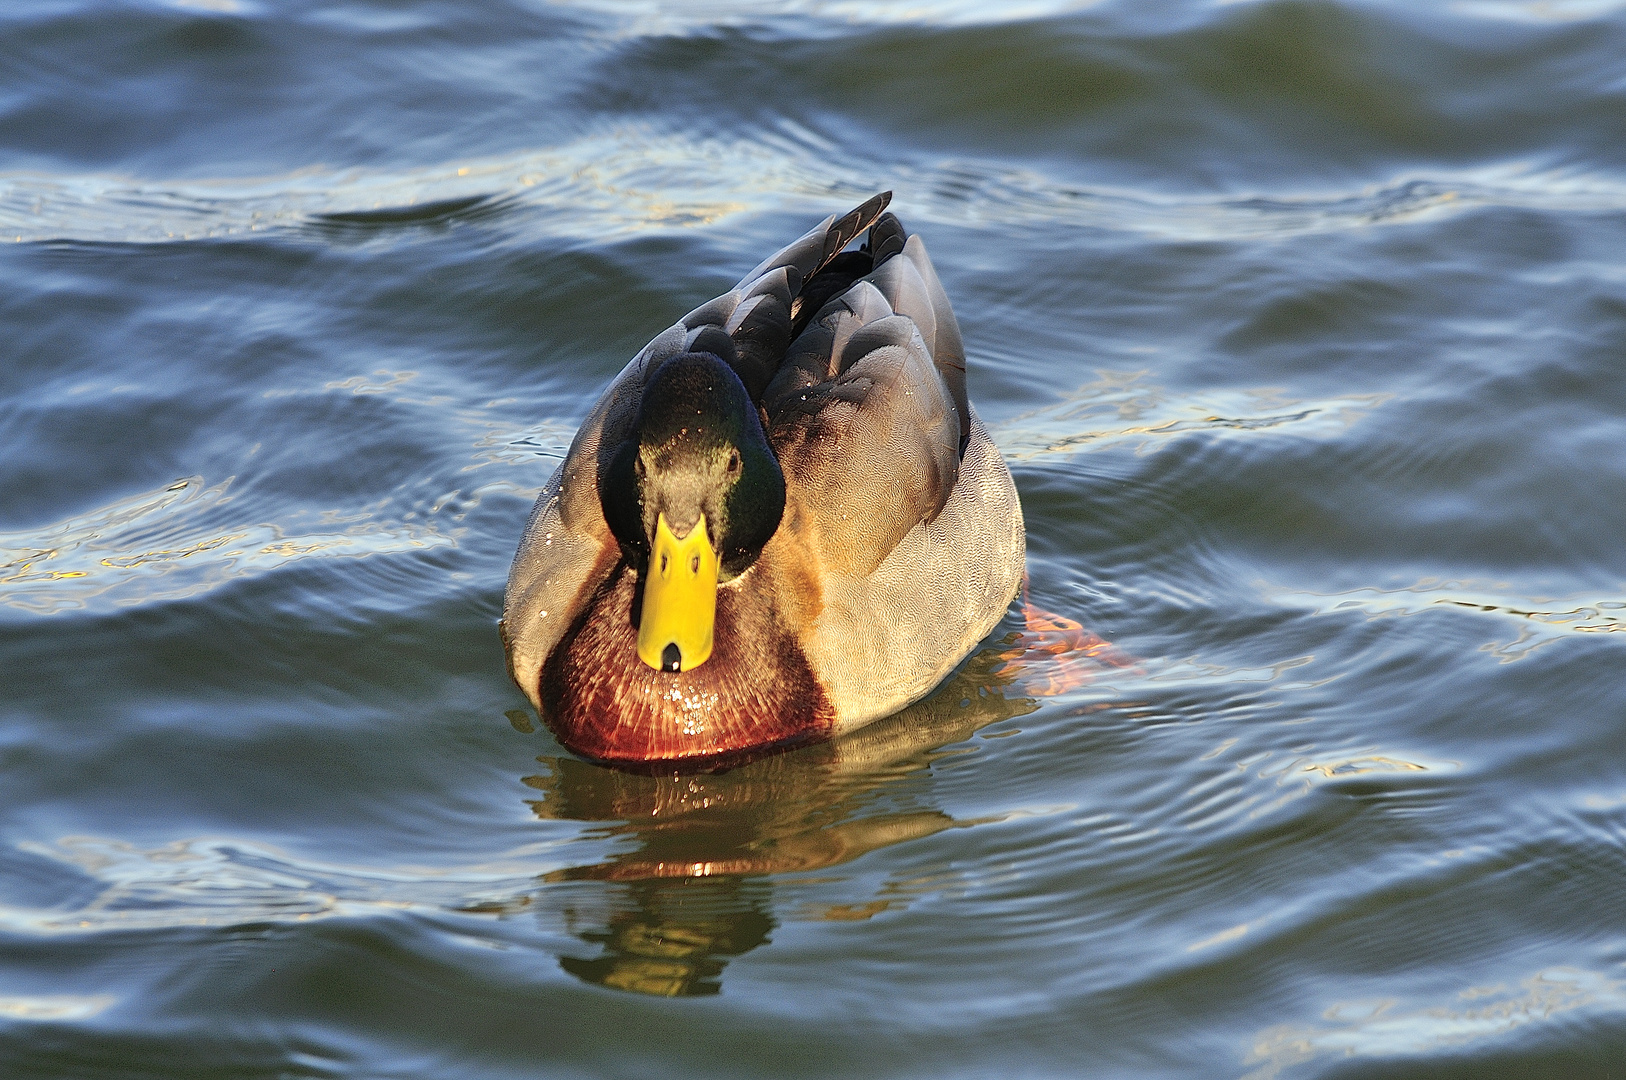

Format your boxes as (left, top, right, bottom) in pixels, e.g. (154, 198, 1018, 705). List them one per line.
(520, 644, 1045, 997)
(303, 192, 522, 240)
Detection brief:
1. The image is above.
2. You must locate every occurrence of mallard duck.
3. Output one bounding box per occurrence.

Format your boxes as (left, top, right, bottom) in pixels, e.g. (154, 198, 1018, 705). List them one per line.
(502, 192, 1025, 767)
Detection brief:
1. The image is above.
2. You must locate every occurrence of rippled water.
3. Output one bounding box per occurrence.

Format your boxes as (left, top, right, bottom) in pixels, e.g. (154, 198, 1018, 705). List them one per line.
(5, 1, 1626, 1076)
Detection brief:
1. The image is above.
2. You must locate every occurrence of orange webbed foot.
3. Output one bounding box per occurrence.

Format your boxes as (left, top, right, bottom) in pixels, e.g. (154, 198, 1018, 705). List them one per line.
(994, 578, 1136, 696)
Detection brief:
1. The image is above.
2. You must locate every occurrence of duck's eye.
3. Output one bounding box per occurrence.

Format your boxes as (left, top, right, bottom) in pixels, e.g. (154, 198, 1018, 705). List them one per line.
(726, 450, 741, 475)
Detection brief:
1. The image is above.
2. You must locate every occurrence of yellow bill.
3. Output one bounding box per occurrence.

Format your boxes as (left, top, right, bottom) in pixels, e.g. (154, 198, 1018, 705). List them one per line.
(637, 512, 718, 672)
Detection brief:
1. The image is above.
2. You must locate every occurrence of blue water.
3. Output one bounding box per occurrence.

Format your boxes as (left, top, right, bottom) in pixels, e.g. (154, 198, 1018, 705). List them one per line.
(3, 1, 1626, 1076)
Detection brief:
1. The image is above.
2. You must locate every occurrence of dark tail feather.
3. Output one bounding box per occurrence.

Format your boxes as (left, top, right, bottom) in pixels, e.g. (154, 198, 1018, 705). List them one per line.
(785, 203, 912, 344)
(863, 212, 907, 267)
(815, 191, 892, 278)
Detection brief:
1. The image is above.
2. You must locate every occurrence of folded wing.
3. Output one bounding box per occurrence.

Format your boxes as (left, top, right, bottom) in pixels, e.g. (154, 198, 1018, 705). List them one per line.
(764, 232, 970, 578)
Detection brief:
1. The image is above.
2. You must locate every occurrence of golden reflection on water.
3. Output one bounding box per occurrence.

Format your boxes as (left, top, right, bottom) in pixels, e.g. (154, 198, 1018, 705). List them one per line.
(519, 637, 1098, 996)
(0, 995, 117, 1021)
(1242, 967, 1626, 1080)
(1274, 578, 1626, 663)
(11, 130, 1623, 250)
(993, 370, 1385, 462)
(0, 475, 456, 615)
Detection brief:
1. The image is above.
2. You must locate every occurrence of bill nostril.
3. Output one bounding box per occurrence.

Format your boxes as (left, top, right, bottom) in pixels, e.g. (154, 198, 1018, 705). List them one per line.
(661, 643, 681, 672)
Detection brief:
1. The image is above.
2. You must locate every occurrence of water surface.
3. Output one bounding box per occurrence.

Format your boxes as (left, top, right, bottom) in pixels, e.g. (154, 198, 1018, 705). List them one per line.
(4, 1, 1626, 1077)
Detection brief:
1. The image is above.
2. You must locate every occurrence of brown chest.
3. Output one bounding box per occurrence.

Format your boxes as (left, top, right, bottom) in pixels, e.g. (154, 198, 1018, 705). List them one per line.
(540, 560, 834, 768)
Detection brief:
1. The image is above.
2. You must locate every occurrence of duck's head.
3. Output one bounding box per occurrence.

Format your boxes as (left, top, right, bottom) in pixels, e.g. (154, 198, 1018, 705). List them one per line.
(600, 352, 786, 675)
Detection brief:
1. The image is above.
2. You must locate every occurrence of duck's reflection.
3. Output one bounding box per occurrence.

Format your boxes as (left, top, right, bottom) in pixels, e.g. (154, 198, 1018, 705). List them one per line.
(524, 618, 1128, 996)
(556, 876, 774, 996)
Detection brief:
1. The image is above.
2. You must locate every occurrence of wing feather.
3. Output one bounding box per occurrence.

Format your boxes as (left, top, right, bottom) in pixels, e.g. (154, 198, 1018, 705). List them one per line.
(768, 298, 961, 578)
